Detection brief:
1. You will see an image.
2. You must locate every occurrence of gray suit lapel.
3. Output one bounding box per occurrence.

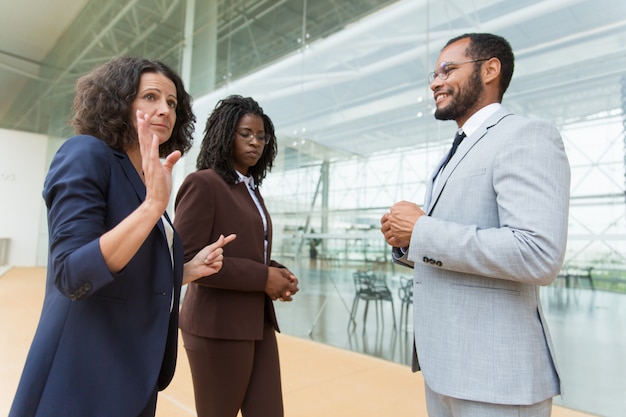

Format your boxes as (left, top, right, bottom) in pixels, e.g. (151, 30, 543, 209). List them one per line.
(426, 107, 513, 215)
(423, 158, 444, 211)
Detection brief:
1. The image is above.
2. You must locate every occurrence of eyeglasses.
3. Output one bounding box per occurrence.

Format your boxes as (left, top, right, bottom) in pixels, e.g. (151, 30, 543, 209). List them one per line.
(237, 129, 267, 144)
(428, 58, 490, 83)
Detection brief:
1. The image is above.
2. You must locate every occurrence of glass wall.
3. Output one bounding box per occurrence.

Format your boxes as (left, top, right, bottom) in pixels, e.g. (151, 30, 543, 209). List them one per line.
(190, 0, 626, 288)
(187, 2, 626, 415)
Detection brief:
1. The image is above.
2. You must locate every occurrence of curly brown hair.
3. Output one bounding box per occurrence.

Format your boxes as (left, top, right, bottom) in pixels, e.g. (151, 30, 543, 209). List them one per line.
(196, 95, 277, 186)
(71, 56, 195, 157)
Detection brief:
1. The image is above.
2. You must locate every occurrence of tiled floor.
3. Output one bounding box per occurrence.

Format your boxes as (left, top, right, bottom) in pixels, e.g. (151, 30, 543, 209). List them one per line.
(1, 264, 620, 416)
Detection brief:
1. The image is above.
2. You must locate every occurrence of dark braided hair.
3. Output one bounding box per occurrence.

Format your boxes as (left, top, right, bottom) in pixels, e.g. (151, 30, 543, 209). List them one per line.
(196, 95, 277, 186)
(445, 33, 515, 102)
(71, 56, 195, 157)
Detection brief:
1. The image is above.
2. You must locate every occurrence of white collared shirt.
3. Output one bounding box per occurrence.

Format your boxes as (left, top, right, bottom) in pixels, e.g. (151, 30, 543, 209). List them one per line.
(460, 102, 501, 138)
(161, 215, 175, 312)
(236, 170, 268, 263)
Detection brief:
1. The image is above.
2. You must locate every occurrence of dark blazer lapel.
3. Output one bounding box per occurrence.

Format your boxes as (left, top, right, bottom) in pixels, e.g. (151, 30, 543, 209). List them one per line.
(114, 150, 167, 239)
(115, 149, 146, 201)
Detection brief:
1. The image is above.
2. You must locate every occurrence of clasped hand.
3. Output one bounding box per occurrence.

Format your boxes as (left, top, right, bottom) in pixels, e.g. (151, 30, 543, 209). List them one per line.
(380, 200, 425, 248)
(266, 267, 299, 302)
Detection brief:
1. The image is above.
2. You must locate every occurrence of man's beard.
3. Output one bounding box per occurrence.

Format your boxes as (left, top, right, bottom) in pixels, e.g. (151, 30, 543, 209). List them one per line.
(434, 69, 483, 121)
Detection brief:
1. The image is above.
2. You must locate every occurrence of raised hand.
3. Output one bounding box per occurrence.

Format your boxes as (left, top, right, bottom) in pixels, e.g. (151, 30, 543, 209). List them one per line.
(136, 109, 181, 215)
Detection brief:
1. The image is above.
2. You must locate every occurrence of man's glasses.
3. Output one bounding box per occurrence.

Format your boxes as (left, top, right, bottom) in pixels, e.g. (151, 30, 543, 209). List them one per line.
(237, 129, 267, 144)
(428, 58, 491, 83)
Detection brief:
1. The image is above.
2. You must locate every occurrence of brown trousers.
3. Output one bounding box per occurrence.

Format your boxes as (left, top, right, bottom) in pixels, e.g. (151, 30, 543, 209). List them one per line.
(181, 325, 284, 417)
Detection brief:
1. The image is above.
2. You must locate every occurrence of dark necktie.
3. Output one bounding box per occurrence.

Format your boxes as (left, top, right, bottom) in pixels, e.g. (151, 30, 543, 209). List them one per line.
(441, 130, 466, 170)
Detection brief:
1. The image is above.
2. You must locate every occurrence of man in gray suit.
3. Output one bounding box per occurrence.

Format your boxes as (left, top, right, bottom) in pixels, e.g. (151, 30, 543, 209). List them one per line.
(380, 33, 570, 417)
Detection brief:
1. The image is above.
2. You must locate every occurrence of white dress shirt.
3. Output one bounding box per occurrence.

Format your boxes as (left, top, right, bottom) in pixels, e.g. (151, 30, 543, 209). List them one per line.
(236, 170, 268, 263)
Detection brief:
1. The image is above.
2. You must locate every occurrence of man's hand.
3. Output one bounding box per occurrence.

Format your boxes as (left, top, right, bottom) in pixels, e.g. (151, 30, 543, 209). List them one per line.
(380, 200, 425, 247)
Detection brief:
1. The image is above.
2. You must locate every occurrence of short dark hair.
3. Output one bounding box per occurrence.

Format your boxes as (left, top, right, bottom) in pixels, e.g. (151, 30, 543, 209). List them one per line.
(445, 33, 514, 101)
(71, 56, 195, 157)
(196, 95, 277, 186)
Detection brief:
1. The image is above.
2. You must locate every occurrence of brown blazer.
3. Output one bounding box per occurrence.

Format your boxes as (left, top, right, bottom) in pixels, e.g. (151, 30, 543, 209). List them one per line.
(173, 168, 281, 340)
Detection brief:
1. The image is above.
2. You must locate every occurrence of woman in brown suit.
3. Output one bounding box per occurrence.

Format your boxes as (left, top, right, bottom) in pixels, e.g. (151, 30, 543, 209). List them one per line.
(173, 95, 299, 417)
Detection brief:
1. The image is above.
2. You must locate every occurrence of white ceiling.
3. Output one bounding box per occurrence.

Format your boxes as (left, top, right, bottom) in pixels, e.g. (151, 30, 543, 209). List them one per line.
(0, 0, 89, 120)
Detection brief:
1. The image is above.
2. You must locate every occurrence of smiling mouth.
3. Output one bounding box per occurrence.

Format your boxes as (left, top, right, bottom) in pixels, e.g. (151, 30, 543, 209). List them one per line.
(435, 93, 449, 103)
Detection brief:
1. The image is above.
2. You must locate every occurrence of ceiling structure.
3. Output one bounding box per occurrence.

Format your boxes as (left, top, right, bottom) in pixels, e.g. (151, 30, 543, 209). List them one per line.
(1, 0, 625, 162)
(0, 0, 189, 137)
(0, 0, 88, 129)
(0, 0, 399, 139)
(196, 0, 626, 162)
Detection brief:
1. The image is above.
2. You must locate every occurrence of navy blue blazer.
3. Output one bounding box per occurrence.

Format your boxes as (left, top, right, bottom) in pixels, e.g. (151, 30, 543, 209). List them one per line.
(10, 135, 183, 417)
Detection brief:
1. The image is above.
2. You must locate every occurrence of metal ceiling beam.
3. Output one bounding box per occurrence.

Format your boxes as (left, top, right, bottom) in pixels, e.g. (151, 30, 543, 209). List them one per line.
(0, 51, 45, 81)
(10, 0, 183, 132)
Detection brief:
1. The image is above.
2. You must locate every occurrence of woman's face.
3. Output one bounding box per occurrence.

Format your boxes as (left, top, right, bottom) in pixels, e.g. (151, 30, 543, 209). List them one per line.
(232, 113, 266, 175)
(130, 72, 177, 145)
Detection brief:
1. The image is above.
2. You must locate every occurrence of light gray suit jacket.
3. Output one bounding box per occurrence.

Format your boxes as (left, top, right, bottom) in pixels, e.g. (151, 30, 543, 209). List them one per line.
(394, 107, 570, 405)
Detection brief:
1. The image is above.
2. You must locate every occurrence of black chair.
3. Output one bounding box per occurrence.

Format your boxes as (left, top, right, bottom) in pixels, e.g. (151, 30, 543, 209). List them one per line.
(348, 271, 396, 330)
(397, 276, 413, 331)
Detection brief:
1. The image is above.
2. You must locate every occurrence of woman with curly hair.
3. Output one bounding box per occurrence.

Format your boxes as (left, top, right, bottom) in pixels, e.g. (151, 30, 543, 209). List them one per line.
(10, 56, 234, 417)
(174, 95, 299, 417)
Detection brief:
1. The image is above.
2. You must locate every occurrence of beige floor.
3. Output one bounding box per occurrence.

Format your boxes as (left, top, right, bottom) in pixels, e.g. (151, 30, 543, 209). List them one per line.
(0, 267, 595, 417)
